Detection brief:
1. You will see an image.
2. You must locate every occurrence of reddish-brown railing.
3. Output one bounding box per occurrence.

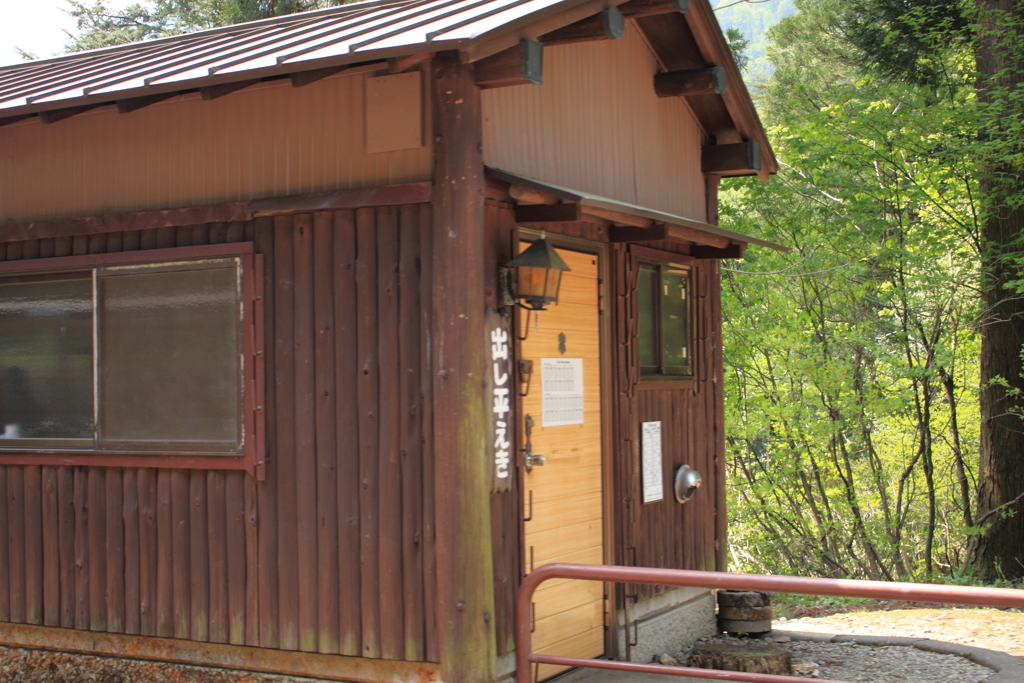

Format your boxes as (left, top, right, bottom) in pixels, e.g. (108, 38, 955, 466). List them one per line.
(516, 563, 1024, 683)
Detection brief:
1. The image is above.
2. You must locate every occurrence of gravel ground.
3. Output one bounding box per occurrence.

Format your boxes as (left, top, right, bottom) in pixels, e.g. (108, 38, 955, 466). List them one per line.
(785, 639, 992, 682)
(780, 608, 1024, 659)
(672, 631, 997, 682)
(0, 645, 325, 683)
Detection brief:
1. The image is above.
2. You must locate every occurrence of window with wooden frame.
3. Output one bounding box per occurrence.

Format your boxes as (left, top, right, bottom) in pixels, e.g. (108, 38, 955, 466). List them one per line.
(0, 243, 264, 478)
(637, 257, 693, 379)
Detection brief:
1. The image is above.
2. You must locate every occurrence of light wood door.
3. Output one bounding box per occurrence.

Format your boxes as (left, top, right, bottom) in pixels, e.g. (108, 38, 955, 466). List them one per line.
(521, 245, 604, 680)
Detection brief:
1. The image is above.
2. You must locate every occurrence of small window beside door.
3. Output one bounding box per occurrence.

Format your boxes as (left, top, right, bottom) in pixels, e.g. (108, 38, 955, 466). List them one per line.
(637, 261, 692, 378)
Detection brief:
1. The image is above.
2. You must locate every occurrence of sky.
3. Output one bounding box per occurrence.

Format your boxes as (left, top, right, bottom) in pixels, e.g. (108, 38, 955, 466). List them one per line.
(0, 0, 135, 67)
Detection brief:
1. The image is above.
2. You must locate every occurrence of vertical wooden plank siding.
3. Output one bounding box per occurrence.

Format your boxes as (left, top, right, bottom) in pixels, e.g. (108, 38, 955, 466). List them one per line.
(313, 212, 341, 656)
(0, 468, 8, 622)
(398, 204, 425, 662)
(8, 468, 25, 624)
(376, 206, 405, 661)
(273, 215, 299, 652)
(0, 201, 437, 662)
(106, 470, 125, 633)
(208, 472, 228, 645)
(57, 467, 75, 628)
(42, 466, 59, 627)
(355, 207, 382, 660)
(419, 204, 440, 666)
(333, 210, 363, 658)
(23, 466, 42, 625)
(254, 216, 280, 650)
(123, 470, 141, 635)
(293, 213, 319, 653)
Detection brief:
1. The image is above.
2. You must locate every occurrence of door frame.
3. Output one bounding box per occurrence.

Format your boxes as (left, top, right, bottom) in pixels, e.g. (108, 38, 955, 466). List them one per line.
(513, 227, 619, 661)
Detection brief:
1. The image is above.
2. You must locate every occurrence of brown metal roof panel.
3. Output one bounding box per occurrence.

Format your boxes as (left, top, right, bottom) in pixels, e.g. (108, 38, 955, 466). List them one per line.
(21, 33, 264, 103)
(208, 0, 454, 73)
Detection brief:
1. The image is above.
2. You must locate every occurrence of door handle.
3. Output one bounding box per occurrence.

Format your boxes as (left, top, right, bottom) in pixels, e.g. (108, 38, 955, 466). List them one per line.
(522, 414, 545, 472)
(524, 451, 546, 472)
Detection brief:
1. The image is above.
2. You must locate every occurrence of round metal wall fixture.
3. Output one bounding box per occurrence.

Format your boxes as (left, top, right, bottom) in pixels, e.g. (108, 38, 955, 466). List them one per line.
(673, 465, 702, 503)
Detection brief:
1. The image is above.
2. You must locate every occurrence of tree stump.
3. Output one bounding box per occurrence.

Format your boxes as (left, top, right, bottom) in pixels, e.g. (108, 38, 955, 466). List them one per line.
(717, 590, 773, 633)
(687, 642, 792, 675)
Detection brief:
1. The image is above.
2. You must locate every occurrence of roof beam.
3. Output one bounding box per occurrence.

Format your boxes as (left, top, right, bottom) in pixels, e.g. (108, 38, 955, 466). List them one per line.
(540, 6, 625, 46)
(655, 66, 726, 97)
(388, 52, 433, 74)
(515, 203, 581, 222)
(508, 184, 560, 204)
(290, 60, 388, 87)
(116, 92, 178, 114)
(38, 104, 103, 125)
(201, 79, 260, 100)
(475, 39, 543, 89)
(691, 243, 746, 259)
(460, 0, 627, 63)
(702, 141, 761, 175)
(619, 0, 689, 18)
(607, 221, 730, 248)
(0, 114, 34, 128)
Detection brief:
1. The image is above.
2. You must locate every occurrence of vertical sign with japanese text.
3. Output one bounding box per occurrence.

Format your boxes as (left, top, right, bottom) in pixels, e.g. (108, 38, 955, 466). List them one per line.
(487, 309, 513, 492)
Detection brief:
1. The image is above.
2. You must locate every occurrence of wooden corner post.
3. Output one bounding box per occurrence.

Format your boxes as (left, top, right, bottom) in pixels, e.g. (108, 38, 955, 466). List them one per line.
(430, 51, 499, 683)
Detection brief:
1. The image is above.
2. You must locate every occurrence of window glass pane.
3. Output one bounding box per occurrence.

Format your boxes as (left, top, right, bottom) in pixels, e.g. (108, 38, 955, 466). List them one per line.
(98, 263, 241, 445)
(637, 266, 659, 368)
(0, 275, 94, 440)
(661, 267, 690, 374)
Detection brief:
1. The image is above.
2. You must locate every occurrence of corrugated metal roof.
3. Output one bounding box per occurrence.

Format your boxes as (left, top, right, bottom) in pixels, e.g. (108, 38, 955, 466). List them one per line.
(0, 0, 589, 118)
(487, 167, 789, 251)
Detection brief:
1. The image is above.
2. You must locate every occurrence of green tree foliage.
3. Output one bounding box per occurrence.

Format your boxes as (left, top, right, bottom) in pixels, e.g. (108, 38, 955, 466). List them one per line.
(721, 0, 988, 581)
(63, 0, 350, 52)
(714, 0, 797, 86)
(831, 0, 1024, 583)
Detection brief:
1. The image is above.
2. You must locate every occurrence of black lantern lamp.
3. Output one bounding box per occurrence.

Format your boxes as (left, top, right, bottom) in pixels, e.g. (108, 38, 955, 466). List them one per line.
(503, 237, 571, 311)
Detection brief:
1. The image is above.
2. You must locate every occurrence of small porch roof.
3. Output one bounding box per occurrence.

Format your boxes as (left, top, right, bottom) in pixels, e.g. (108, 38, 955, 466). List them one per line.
(487, 168, 788, 252)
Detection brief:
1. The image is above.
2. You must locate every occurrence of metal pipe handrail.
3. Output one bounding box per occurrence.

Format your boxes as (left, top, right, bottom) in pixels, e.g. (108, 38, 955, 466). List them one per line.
(515, 563, 1024, 683)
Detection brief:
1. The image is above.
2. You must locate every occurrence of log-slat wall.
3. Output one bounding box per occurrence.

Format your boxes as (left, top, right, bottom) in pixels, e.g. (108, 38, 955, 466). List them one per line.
(0, 204, 437, 662)
(610, 245, 723, 601)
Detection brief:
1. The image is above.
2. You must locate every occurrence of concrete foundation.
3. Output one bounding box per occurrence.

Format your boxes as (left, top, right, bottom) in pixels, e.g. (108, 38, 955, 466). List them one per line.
(615, 587, 717, 663)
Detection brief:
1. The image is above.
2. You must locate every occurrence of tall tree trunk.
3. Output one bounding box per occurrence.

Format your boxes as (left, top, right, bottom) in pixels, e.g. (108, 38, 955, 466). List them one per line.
(972, 0, 1024, 583)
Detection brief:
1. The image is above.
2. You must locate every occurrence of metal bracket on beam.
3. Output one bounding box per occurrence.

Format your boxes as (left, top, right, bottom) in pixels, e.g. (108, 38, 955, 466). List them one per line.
(702, 141, 761, 175)
(475, 39, 544, 89)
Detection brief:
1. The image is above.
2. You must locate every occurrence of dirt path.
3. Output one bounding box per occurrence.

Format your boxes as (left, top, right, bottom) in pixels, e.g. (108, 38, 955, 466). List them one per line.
(780, 607, 1024, 660)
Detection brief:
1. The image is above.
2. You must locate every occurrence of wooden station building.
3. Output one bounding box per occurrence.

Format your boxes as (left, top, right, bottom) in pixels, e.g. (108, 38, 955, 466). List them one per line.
(0, 0, 781, 681)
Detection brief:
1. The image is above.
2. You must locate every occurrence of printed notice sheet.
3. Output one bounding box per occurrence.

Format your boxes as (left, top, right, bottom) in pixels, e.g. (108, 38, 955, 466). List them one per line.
(541, 358, 584, 427)
(642, 421, 664, 503)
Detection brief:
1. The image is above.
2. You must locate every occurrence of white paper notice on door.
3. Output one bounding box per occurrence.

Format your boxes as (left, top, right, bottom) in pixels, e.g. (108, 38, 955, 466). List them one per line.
(541, 358, 584, 427)
(642, 421, 664, 503)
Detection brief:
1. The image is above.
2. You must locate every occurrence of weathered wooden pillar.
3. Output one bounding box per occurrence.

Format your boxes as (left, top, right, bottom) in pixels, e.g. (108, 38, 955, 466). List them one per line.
(704, 172, 727, 574)
(430, 50, 498, 683)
